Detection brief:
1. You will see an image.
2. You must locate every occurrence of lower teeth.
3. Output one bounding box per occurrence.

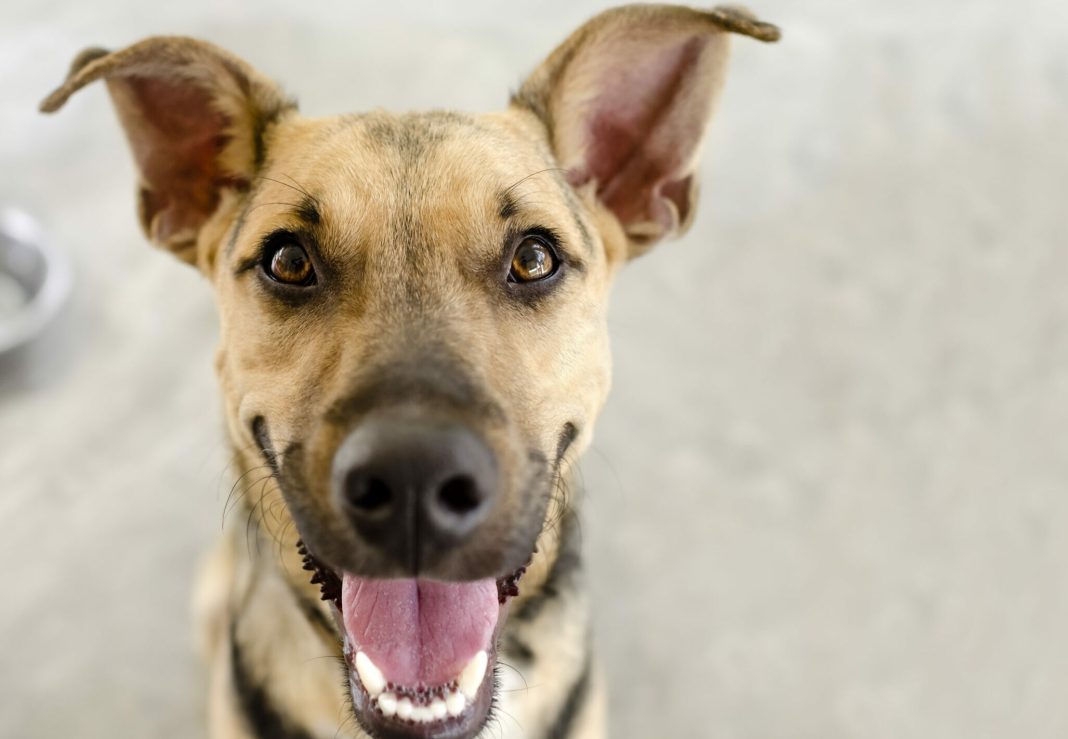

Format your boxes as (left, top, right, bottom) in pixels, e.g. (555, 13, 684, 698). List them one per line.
(356, 650, 486, 722)
(378, 691, 464, 721)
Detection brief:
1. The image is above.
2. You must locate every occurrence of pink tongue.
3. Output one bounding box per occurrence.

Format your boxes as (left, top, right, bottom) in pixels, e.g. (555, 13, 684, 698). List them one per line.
(341, 575, 499, 687)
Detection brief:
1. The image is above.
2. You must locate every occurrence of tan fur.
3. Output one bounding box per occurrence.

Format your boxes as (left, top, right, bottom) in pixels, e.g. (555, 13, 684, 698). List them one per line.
(42, 5, 777, 738)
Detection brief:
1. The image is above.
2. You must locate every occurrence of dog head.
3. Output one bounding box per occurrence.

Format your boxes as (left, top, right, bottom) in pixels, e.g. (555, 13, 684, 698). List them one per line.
(42, 5, 777, 737)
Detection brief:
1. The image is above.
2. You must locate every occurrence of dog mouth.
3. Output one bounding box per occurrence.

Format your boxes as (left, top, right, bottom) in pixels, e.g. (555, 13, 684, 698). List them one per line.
(298, 541, 528, 738)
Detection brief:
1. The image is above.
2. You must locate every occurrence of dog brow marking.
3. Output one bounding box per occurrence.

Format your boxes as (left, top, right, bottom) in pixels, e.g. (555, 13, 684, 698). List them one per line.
(499, 191, 520, 220)
(225, 178, 264, 259)
(225, 175, 322, 259)
(558, 173, 595, 257)
(250, 175, 321, 228)
(499, 167, 594, 257)
(294, 196, 320, 226)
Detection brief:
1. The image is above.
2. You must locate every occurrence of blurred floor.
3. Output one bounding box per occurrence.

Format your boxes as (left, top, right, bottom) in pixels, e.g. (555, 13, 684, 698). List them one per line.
(2, 1, 1068, 737)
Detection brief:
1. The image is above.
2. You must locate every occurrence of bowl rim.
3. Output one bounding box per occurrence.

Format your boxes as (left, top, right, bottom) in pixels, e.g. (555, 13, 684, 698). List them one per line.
(0, 208, 72, 356)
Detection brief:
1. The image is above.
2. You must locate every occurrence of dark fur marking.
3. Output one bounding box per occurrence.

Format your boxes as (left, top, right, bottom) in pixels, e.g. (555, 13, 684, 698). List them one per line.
(277, 441, 307, 506)
(502, 168, 595, 260)
(361, 112, 490, 305)
(325, 351, 505, 428)
(556, 422, 578, 465)
(498, 173, 594, 267)
(510, 72, 600, 259)
(503, 633, 536, 664)
(361, 115, 396, 145)
(283, 579, 340, 646)
(390, 114, 480, 278)
(547, 650, 593, 739)
(513, 505, 582, 624)
(250, 96, 296, 170)
(251, 415, 279, 475)
(250, 109, 270, 171)
(222, 99, 293, 255)
(295, 196, 320, 226)
(559, 180, 594, 258)
(499, 191, 519, 220)
(224, 179, 263, 259)
(230, 623, 316, 739)
(509, 86, 546, 126)
(224, 176, 316, 262)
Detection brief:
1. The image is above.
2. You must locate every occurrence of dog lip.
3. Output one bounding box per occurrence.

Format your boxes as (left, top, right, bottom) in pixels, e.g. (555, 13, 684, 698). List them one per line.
(297, 538, 531, 608)
(249, 415, 279, 474)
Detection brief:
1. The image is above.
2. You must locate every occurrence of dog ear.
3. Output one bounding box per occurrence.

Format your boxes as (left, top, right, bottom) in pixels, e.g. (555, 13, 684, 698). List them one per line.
(513, 5, 778, 258)
(40, 37, 295, 267)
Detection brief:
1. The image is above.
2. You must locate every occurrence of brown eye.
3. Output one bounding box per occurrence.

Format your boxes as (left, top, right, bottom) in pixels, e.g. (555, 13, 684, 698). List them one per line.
(509, 236, 558, 283)
(267, 243, 315, 286)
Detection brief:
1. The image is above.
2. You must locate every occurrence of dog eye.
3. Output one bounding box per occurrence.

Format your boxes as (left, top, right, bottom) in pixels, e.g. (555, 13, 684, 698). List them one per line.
(509, 236, 558, 283)
(265, 242, 315, 286)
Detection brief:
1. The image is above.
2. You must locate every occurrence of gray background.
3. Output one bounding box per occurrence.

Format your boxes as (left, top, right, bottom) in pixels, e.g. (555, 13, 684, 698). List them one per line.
(2, 0, 1067, 737)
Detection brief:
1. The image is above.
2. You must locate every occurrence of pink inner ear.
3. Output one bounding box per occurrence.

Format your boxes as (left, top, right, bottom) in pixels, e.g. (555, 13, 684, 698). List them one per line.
(123, 76, 236, 245)
(576, 36, 707, 237)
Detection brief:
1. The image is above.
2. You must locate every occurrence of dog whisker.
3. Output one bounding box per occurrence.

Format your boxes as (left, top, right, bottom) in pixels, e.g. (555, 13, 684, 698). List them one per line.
(495, 659, 531, 694)
(501, 166, 568, 201)
(252, 173, 317, 203)
(277, 172, 318, 203)
(244, 471, 280, 558)
(221, 467, 273, 527)
(242, 200, 302, 217)
(274, 516, 299, 567)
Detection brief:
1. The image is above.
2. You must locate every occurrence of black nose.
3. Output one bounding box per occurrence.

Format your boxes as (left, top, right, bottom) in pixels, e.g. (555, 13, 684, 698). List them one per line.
(331, 417, 499, 573)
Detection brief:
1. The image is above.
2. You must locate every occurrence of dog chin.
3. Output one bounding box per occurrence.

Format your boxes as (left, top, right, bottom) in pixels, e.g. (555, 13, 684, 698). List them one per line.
(299, 543, 528, 739)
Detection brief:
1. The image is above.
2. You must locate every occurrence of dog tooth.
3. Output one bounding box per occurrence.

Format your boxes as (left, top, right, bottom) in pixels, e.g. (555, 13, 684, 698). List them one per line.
(445, 690, 466, 716)
(429, 698, 447, 720)
(412, 706, 433, 723)
(377, 692, 397, 718)
(355, 652, 387, 697)
(458, 650, 488, 699)
(396, 697, 414, 721)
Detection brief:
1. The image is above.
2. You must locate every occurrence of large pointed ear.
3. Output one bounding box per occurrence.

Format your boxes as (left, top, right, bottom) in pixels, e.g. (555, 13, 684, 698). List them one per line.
(40, 37, 295, 267)
(513, 5, 778, 258)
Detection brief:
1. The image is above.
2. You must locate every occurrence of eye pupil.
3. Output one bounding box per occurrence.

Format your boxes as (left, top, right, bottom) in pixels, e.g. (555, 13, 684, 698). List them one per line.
(269, 244, 313, 285)
(510, 238, 557, 283)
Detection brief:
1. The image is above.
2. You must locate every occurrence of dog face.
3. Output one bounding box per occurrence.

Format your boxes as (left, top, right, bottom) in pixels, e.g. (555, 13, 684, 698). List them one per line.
(216, 109, 617, 585)
(43, 6, 777, 738)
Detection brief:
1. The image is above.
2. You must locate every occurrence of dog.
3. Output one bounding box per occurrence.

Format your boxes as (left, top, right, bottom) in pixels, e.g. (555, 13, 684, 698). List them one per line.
(41, 5, 777, 737)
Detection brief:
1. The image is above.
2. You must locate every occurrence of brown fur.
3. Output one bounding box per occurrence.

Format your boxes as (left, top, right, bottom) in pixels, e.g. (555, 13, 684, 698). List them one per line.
(41, 5, 777, 737)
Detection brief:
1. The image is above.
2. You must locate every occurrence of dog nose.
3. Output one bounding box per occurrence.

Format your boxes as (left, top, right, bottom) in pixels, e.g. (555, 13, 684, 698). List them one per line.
(331, 417, 499, 572)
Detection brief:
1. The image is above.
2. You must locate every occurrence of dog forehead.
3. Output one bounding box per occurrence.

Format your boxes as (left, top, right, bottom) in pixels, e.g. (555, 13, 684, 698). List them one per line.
(237, 109, 568, 271)
(264, 109, 558, 215)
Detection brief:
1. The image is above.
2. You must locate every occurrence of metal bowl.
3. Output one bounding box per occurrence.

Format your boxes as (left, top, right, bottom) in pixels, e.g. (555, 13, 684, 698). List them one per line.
(0, 208, 72, 357)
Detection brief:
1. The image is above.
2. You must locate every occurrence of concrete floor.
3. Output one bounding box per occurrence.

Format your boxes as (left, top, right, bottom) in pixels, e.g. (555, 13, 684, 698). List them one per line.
(2, 1, 1068, 737)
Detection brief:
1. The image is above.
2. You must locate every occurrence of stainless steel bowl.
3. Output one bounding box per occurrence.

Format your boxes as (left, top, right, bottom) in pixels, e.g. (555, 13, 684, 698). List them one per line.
(0, 208, 72, 357)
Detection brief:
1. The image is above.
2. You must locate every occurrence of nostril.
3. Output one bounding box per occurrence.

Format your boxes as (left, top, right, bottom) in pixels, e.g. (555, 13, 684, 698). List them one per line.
(346, 474, 392, 514)
(332, 418, 498, 561)
(437, 475, 482, 516)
